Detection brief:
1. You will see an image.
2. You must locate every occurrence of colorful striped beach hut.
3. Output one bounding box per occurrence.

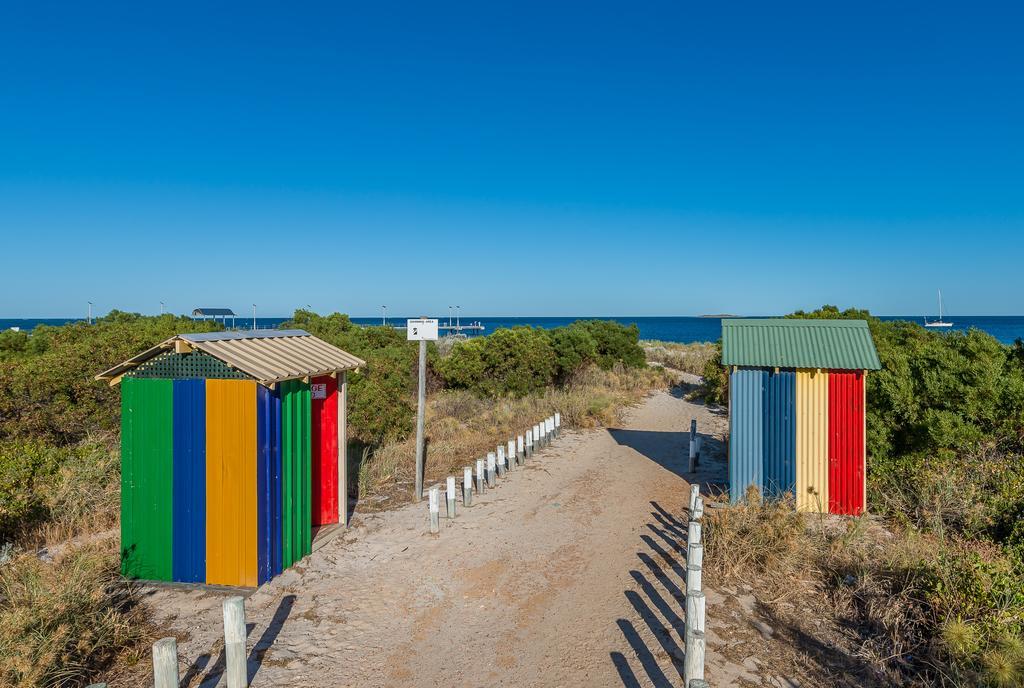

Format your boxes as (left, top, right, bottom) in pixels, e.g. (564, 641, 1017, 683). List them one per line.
(96, 330, 364, 587)
(721, 319, 881, 515)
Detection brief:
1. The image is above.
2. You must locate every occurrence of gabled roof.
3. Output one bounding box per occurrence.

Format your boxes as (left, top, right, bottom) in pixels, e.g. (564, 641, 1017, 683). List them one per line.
(721, 319, 881, 370)
(95, 329, 365, 385)
(192, 308, 236, 317)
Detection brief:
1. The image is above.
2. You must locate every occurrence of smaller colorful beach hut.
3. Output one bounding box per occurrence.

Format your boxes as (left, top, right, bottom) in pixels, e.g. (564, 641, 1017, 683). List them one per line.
(96, 330, 364, 587)
(721, 319, 881, 515)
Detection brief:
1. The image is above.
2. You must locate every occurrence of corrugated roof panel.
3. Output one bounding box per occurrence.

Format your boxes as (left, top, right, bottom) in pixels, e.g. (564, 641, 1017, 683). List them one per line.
(96, 330, 366, 384)
(721, 319, 881, 370)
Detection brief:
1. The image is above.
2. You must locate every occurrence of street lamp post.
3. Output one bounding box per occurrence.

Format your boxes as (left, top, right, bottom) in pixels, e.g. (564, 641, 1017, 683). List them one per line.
(87, 301, 93, 325)
(252, 304, 257, 330)
(382, 305, 387, 326)
(456, 305, 461, 329)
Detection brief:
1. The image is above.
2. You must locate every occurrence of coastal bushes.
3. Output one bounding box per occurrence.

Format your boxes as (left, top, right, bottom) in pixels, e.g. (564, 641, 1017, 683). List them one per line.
(436, 320, 645, 396)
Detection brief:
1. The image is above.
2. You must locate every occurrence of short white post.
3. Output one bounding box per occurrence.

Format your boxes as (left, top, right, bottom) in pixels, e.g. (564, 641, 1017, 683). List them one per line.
(683, 629, 706, 686)
(686, 589, 706, 633)
(223, 596, 247, 688)
(463, 467, 473, 507)
(688, 438, 697, 472)
(695, 435, 703, 458)
(496, 445, 506, 477)
(507, 439, 517, 468)
(446, 476, 457, 518)
(687, 542, 704, 569)
(689, 484, 700, 515)
(533, 424, 540, 450)
(429, 486, 440, 534)
(546, 417, 554, 442)
(688, 520, 701, 545)
(486, 452, 496, 488)
(689, 681, 711, 688)
(476, 459, 486, 494)
(554, 412, 561, 437)
(525, 429, 534, 458)
(517, 435, 525, 464)
(152, 637, 179, 688)
(686, 563, 702, 593)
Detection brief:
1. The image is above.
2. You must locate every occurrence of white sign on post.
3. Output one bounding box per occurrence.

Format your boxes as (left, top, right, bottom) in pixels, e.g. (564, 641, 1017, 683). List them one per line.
(407, 318, 439, 341)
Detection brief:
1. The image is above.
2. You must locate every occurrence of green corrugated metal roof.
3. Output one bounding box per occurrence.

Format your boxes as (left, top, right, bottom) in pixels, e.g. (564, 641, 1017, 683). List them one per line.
(721, 319, 881, 370)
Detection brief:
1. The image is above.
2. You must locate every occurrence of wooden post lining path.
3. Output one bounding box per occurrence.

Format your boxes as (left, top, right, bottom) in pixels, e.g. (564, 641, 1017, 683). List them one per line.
(223, 597, 247, 688)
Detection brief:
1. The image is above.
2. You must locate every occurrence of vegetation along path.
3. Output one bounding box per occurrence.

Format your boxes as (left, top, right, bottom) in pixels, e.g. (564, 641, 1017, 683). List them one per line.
(145, 381, 767, 687)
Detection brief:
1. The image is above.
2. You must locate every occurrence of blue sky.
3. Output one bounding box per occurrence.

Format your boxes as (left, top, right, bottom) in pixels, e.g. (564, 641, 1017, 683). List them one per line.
(1, 2, 1021, 317)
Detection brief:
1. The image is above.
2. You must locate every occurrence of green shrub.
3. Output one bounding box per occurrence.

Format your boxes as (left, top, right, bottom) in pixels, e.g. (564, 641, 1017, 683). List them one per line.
(571, 320, 645, 369)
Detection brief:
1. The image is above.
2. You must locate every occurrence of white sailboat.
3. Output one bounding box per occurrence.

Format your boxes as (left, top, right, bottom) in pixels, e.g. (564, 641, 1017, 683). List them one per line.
(924, 289, 953, 328)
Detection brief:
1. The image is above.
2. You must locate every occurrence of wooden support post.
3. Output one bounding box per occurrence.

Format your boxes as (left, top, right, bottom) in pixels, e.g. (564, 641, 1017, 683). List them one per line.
(688, 520, 701, 545)
(338, 370, 348, 526)
(689, 484, 700, 515)
(687, 542, 704, 569)
(693, 496, 705, 520)
(695, 435, 702, 459)
(517, 435, 525, 464)
(688, 438, 697, 472)
(525, 430, 533, 458)
(683, 629, 706, 686)
(554, 412, 561, 438)
(496, 445, 506, 477)
(152, 637, 179, 688)
(546, 417, 554, 443)
(507, 440, 516, 469)
(429, 486, 440, 534)
(689, 681, 711, 688)
(476, 459, 486, 494)
(463, 467, 473, 507)
(223, 596, 247, 688)
(533, 424, 541, 450)
(446, 476, 457, 518)
(486, 452, 496, 488)
(686, 589, 706, 633)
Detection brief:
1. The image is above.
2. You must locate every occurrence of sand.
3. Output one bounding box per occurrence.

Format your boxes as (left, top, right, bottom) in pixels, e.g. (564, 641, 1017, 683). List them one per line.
(141, 379, 771, 687)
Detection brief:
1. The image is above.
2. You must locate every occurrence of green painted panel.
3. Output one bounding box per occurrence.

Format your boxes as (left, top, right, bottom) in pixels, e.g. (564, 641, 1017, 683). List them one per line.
(120, 377, 174, 581)
(721, 319, 881, 371)
(280, 379, 311, 567)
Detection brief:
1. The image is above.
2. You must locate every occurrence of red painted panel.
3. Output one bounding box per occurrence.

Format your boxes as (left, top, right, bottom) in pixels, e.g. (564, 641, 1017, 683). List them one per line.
(310, 375, 338, 526)
(828, 371, 865, 515)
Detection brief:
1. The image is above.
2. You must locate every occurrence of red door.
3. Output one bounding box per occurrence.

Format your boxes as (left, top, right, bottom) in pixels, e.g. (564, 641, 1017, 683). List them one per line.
(310, 375, 339, 525)
(828, 371, 865, 515)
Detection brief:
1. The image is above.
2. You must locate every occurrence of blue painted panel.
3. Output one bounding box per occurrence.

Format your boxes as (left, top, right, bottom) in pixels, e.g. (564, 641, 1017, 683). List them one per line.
(172, 379, 206, 583)
(270, 387, 282, 573)
(729, 368, 765, 503)
(257, 385, 282, 585)
(762, 369, 796, 498)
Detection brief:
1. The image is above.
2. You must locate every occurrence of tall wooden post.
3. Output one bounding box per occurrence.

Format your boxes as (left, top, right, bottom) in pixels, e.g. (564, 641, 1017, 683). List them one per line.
(338, 370, 348, 526)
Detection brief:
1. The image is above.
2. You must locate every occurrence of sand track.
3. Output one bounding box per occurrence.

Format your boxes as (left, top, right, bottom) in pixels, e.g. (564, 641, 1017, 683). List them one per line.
(146, 383, 748, 687)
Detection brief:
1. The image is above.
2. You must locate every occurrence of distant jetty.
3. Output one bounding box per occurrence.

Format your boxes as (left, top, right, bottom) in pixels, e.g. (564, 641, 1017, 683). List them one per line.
(700, 313, 739, 318)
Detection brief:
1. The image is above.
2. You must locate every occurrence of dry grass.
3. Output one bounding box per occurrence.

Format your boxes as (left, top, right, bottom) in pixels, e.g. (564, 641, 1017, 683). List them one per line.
(702, 491, 1014, 687)
(356, 363, 673, 505)
(0, 541, 148, 688)
(641, 340, 715, 375)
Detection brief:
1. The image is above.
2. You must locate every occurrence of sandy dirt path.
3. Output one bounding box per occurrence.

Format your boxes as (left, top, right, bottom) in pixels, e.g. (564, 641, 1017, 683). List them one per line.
(146, 381, 753, 688)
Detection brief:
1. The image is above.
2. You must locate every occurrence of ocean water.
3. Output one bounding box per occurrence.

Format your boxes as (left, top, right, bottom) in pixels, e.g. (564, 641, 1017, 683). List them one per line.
(4, 315, 1024, 345)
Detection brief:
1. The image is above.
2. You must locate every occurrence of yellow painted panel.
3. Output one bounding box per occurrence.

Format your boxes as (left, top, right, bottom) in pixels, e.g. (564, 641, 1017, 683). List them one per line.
(206, 379, 258, 587)
(795, 369, 829, 513)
